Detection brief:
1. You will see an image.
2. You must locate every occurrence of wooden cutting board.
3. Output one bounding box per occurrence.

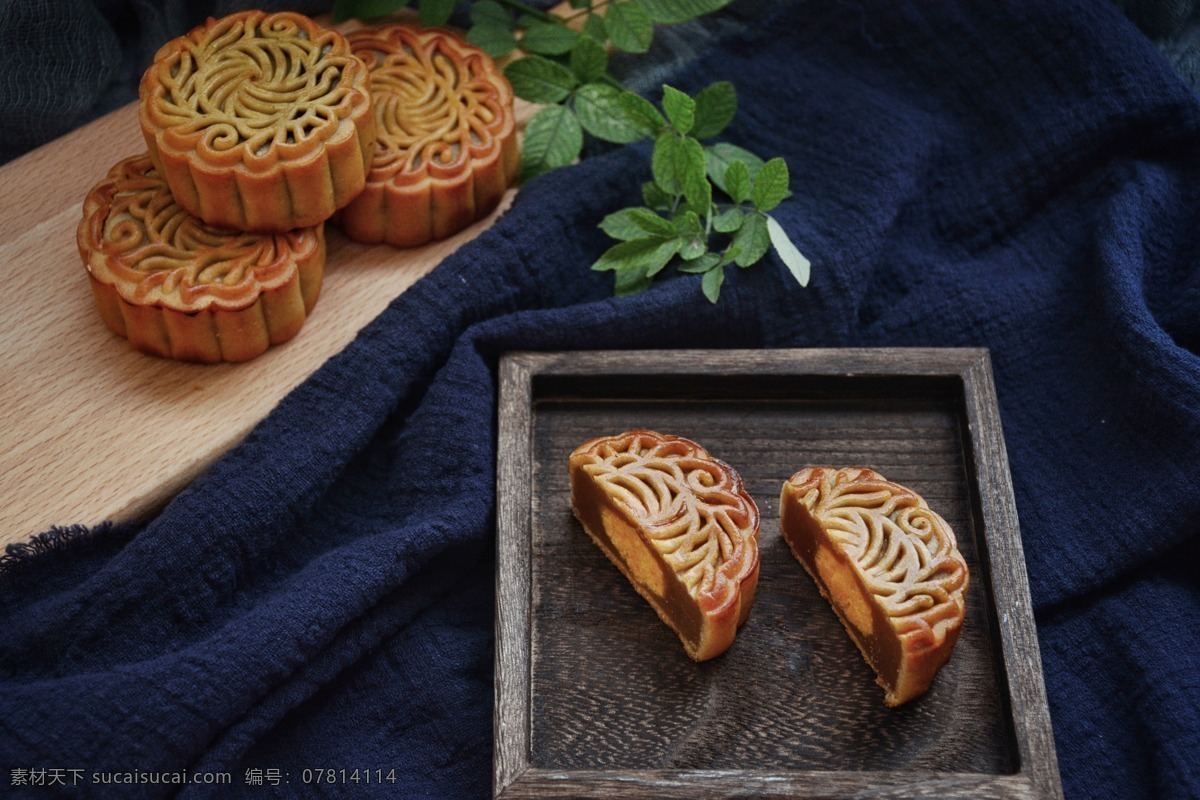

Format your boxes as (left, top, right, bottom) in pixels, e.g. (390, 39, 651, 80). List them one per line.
(0, 90, 535, 548)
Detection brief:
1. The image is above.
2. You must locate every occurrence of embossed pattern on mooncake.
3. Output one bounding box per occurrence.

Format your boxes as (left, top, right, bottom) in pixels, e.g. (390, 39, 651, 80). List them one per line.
(570, 431, 759, 661)
(139, 10, 375, 232)
(781, 466, 968, 705)
(78, 154, 325, 363)
(337, 25, 519, 247)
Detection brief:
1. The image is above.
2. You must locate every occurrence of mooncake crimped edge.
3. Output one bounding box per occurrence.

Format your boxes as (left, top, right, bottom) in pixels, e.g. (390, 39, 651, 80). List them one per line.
(138, 10, 376, 233)
(336, 25, 519, 247)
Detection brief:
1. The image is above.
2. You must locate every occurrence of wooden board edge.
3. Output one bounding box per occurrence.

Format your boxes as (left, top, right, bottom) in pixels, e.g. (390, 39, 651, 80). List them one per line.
(494, 354, 536, 796)
(499, 768, 1042, 799)
(502, 347, 990, 378)
(958, 351, 1064, 800)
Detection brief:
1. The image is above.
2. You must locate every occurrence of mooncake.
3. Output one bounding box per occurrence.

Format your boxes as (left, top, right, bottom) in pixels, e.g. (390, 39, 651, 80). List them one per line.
(569, 431, 760, 661)
(780, 467, 969, 706)
(78, 154, 325, 363)
(139, 10, 375, 232)
(336, 25, 519, 247)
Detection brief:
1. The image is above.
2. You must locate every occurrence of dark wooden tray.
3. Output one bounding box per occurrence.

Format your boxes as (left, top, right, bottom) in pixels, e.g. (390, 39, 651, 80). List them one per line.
(494, 349, 1062, 799)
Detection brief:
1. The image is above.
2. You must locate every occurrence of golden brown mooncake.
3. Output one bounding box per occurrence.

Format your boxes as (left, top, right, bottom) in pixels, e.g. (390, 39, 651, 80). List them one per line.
(336, 25, 519, 247)
(77, 154, 325, 363)
(569, 431, 760, 661)
(139, 10, 375, 233)
(780, 467, 969, 706)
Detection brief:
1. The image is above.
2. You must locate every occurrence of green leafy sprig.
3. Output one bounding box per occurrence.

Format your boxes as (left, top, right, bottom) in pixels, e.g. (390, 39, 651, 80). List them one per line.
(334, 0, 737, 180)
(332, 0, 810, 301)
(591, 82, 809, 302)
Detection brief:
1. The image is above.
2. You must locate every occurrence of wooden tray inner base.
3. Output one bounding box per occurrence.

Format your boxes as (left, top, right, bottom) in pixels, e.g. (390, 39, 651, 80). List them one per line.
(528, 380, 1017, 774)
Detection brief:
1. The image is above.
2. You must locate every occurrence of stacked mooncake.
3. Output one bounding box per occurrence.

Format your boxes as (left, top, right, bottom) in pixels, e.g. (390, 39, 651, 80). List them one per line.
(78, 11, 517, 363)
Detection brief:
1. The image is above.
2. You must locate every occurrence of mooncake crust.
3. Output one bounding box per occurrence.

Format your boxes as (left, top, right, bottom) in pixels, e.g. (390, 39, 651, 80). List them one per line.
(569, 430, 760, 661)
(78, 154, 325, 363)
(336, 24, 519, 247)
(780, 466, 969, 706)
(139, 10, 375, 232)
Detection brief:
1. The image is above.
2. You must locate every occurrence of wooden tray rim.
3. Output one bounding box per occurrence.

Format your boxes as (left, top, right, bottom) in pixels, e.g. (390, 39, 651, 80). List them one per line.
(493, 348, 1062, 799)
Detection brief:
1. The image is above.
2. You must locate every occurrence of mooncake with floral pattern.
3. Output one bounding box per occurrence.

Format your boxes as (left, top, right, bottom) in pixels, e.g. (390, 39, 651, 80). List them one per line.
(337, 24, 518, 247)
(78, 154, 324, 363)
(569, 430, 760, 661)
(780, 467, 969, 706)
(139, 10, 375, 232)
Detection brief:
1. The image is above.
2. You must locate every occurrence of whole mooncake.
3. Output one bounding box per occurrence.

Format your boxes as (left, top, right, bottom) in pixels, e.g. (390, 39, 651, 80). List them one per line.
(336, 25, 519, 247)
(139, 10, 376, 232)
(569, 431, 760, 661)
(780, 467, 969, 706)
(78, 154, 325, 363)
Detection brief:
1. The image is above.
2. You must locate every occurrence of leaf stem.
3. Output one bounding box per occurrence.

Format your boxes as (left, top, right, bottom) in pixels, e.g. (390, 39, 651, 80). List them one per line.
(563, 0, 614, 23)
(496, 0, 557, 23)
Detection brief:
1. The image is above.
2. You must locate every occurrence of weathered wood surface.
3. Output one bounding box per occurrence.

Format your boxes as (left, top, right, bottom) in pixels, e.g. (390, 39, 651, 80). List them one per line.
(494, 349, 1062, 799)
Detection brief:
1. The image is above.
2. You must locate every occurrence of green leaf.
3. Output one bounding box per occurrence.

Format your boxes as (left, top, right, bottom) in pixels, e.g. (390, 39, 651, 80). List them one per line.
(673, 210, 707, 260)
(767, 214, 810, 287)
(616, 91, 667, 137)
(569, 36, 608, 82)
(712, 207, 745, 233)
(639, 0, 734, 23)
(582, 13, 607, 42)
(731, 212, 770, 267)
(505, 56, 578, 103)
(605, 0, 654, 53)
(751, 157, 790, 212)
(672, 209, 703, 236)
(569, 0, 592, 7)
(661, 85, 696, 135)
(701, 264, 725, 302)
(705, 142, 765, 195)
(468, 23, 517, 57)
(680, 235, 707, 260)
(683, 161, 711, 216)
(642, 181, 673, 210)
(419, 0, 456, 26)
(600, 207, 676, 240)
(724, 159, 750, 203)
(520, 22, 579, 55)
(470, 0, 510, 25)
(690, 81, 736, 139)
(652, 133, 706, 196)
(575, 84, 647, 144)
(592, 236, 682, 274)
(615, 265, 652, 296)
(599, 210, 650, 241)
(677, 252, 720, 273)
(333, 0, 409, 22)
(521, 105, 583, 180)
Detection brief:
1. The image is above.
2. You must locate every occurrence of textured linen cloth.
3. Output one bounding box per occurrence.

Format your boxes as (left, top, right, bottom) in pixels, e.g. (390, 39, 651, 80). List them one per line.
(3, 1, 1200, 799)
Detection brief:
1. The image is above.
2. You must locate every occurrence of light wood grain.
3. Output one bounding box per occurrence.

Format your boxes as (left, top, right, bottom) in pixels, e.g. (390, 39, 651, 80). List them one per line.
(0, 90, 535, 547)
(493, 349, 1063, 799)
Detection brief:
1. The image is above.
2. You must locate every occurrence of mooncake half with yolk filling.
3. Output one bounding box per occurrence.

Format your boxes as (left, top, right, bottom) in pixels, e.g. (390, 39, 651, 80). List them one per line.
(780, 467, 968, 706)
(569, 431, 760, 661)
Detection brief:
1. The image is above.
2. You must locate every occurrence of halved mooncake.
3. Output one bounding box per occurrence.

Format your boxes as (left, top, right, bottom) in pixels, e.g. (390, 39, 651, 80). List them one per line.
(139, 10, 375, 232)
(569, 431, 760, 661)
(780, 467, 969, 706)
(78, 154, 325, 363)
(336, 24, 519, 247)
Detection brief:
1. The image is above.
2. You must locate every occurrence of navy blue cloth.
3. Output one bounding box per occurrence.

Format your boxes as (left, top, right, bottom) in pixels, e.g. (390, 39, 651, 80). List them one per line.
(3, 1, 1200, 798)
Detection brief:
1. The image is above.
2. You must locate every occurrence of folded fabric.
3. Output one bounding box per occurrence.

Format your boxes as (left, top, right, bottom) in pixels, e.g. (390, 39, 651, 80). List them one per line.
(3, 1, 1200, 799)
